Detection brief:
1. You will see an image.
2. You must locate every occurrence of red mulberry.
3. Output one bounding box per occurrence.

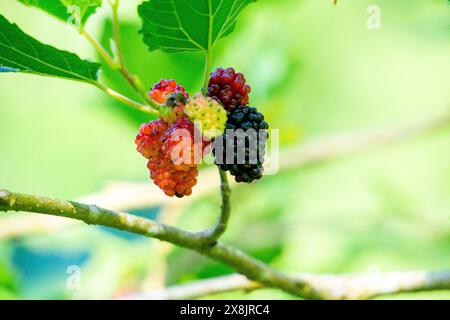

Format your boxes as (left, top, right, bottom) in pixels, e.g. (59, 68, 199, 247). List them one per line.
(147, 158, 198, 197)
(159, 91, 188, 124)
(135, 116, 211, 197)
(207, 67, 251, 110)
(162, 116, 211, 172)
(148, 79, 189, 105)
(135, 119, 167, 161)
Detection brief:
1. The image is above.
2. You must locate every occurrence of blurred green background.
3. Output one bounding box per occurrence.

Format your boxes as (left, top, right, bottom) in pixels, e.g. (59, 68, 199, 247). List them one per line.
(0, 0, 449, 299)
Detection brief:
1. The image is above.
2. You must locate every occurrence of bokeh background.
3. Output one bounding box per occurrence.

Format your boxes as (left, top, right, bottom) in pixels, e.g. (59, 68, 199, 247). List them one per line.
(0, 0, 449, 299)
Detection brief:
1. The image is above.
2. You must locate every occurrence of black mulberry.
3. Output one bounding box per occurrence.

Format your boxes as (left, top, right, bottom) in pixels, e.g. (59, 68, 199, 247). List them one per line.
(213, 106, 269, 183)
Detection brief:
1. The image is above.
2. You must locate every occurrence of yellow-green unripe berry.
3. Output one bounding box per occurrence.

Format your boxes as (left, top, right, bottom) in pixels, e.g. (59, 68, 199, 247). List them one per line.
(185, 95, 227, 139)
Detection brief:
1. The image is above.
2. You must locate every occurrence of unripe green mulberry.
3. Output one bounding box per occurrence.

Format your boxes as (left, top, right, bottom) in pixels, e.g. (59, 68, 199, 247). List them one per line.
(185, 95, 227, 139)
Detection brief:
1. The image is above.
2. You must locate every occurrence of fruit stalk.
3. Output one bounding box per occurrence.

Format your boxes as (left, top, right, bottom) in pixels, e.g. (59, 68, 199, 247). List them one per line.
(197, 169, 232, 245)
(202, 50, 212, 96)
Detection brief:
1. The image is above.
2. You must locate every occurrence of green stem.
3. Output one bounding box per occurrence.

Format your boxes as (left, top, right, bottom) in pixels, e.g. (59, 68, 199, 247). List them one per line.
(202, 50, 212, 96)
(79, 0, 161, 113)
(109, 0, 162, 112)
(80, 29, 118, 69)
(95, 82, 157, 114)
(110, 0, 125, 69)
(197, 169, 232, 245)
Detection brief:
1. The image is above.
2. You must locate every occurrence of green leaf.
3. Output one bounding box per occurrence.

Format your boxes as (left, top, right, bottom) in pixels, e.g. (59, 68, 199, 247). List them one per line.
(138, 0, 256, 53)
(17, 0, 102, 27)
(0, 15, 100, 83)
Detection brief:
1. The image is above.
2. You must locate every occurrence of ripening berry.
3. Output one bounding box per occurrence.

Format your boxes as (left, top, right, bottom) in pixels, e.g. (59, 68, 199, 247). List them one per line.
(159, 91, 189, 124)
(147, 158, 198, 197)
(207, 67, 251, 110)
(148, 79, 189, 105)
(184, 95, 228, 139)
(135, 116, 211, 197)
(135, 119, 168, 161)
(161, 116, 211, 172)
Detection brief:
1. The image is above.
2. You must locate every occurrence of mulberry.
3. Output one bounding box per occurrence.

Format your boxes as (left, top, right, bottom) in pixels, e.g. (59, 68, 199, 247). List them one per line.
(135, 116, 210, 197)
(207, 67, 251, 110)
(148, 79, 189, 105)
(161, 116, 211, 172)
(135, 119, 167, 161)
(147, 158, 198, 197)
(213, 106, 269, 183)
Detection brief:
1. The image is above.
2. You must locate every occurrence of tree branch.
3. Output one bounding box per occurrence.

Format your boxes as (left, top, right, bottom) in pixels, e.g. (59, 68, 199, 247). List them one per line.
(122, 271, 450, 300)
(1, 190, 448, 299)
(0, 190, 320, 299)
(279, 112, 450, 170)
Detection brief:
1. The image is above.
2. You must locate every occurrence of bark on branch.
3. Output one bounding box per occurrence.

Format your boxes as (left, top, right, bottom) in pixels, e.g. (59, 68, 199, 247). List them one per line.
(122, 271, 450, 300)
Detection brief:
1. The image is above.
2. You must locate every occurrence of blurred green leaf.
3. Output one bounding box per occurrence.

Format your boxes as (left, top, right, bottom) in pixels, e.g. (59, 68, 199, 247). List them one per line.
(16, 0, 102, 26)
(138, 0, 256, 53)
(0, 15, 100, 82)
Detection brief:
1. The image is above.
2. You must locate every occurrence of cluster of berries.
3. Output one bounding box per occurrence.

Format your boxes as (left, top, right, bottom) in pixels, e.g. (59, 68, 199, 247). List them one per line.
(207, 68, 269, 184)
(135, 67, 269, 197)
(135, 80, 218, 197)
